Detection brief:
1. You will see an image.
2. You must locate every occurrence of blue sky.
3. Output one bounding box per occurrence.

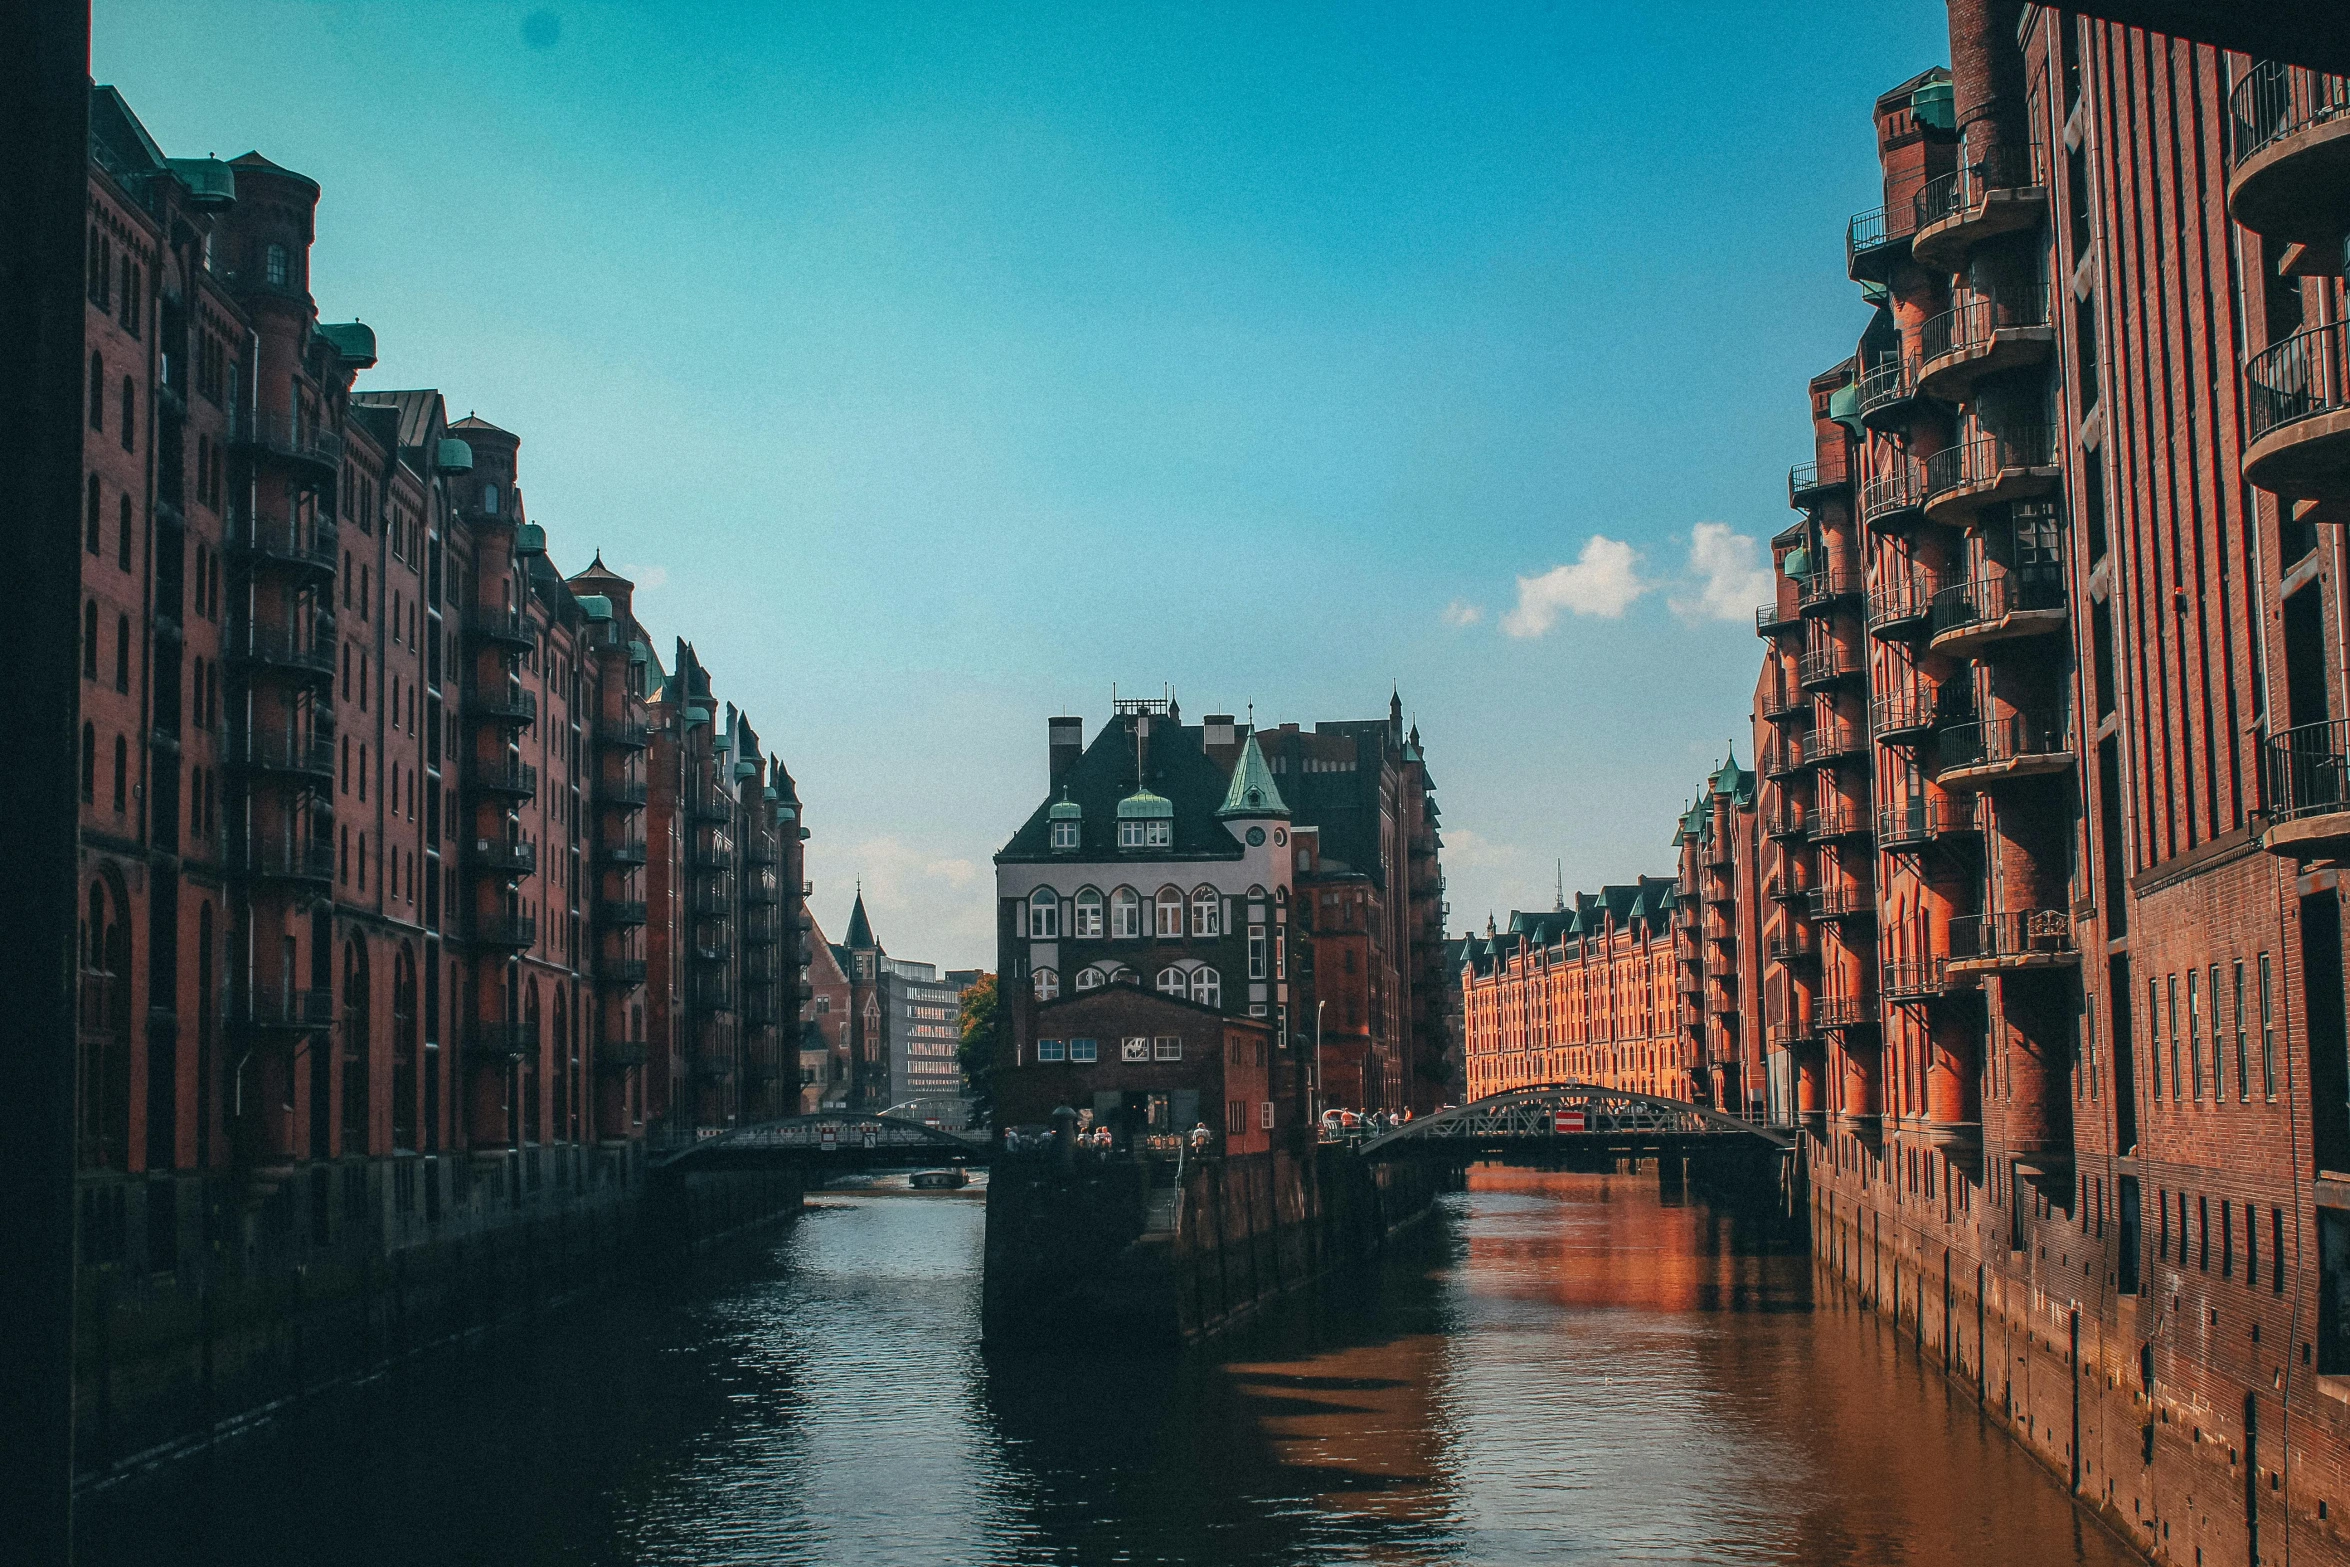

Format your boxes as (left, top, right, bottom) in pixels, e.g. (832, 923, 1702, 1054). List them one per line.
(98, 1, 1949, 970)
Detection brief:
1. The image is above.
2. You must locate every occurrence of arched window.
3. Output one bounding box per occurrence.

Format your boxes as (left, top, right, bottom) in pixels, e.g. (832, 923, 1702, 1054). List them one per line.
(1191, 887, 1220, 937)
(85, 475, 100, 553)
(342, 942, 370, 1153)
(1155, 887, 1183, 939)
(119, 376, 135, 451)
(1191, 968, 1222, 1009)
(1157, 966, 1187, 998)
(114, 614, 130, 692)
(1032, 967, 1059, 1002)
(80, 723, 95, 802)
(1028, 886, 1059, 939)
(1072, 887, 1104, 939)
(1075, 966, 1104, 992)
(391, 945, 418, 1152)
(111, 735, 127, 813)
(1110, 887, 1142, 939)
(118, 495, 132, 570)
(88, 351, 103, 430)
(81, 601, 97, 679)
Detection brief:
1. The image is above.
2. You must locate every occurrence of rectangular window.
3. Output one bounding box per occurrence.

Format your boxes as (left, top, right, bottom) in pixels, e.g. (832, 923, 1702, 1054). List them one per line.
(1121, 1037, 1149, 1063)
(2247, 1201, 2258, 1285)
(2234, 961, 2249, 1102)
(2188, 970, 2203, 1099)
(2118, 1179, 2140, 1293)
(2261, 953, 2277, 1100)
(2276, 1207, 2288, 1294)
(1035, 1038, 1066, 1062)
(2223, 1200, 2234, 1277)
(2168, 974, 2182, 1101)
(1068, 1037, 1098, 1063)
(1248, 925, 1267, 979)
(1260, 1100, 1274, 1130)
(2149, 977, 2163, 1098)
(1145, 820, 1171, 848)
(1118, 821, 1143, 849)
(2159, 1185, 2171, 1260)
(1228, 1099, 1247, 1135)
(1153, 1035, 1181, 1061)
(1051, 820, 1078, 851)
(1275, 927, 1287, 981)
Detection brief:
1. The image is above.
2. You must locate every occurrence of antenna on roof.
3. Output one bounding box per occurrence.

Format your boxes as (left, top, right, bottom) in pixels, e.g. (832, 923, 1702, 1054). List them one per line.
(1555, 861, 1565, 913)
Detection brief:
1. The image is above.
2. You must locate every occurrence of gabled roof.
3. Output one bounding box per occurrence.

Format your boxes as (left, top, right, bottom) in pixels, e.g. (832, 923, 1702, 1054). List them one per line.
(844, 891, 877, 951)
(998, 713, 1246, 864)
(1216, 732, 1288, 819)
(351, 389, 446, 454)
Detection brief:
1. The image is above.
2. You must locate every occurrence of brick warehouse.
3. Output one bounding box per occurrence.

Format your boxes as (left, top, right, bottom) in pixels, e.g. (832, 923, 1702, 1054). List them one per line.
(1548, 6, 2350, 1564)
(66, 87, 813, 1470)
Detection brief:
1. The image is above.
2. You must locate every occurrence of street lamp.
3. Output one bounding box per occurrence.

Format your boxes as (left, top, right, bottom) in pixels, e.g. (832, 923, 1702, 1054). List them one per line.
(1312, 1000, 1325, 1132)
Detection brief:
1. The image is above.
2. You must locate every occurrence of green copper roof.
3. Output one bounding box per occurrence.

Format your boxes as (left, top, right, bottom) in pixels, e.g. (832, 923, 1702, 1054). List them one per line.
(1827, 381, 1863, 436)
(1047, 787, 1082, 821)
(316, 321, 376, 367)
(1781, 545, 1810, 578)
(1116, 787, 1174, 820)
(1911, 78, 1955, 131)
(1216, 732, 1289, 819)
(436, 437, 474, 473)
(1710, 750, 1743, 794)
(165, 157, 237, 210)
(515, 522, 546, 555)
(576, 594, 613, 620)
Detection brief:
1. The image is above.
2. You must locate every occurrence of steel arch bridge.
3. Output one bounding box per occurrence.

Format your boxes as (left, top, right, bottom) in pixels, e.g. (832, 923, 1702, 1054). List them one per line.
(1354, 1084, 1794, 1160)
(650, 1113, 990, 1172)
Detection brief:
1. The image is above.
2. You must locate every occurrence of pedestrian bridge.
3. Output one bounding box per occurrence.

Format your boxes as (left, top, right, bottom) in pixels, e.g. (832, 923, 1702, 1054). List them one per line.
(1354, 1084, 1794, 1160)
(651, 1113, 990, 1172)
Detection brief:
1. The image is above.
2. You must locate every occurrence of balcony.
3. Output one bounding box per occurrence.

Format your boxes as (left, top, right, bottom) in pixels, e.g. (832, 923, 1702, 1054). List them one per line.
(475, 912, 538, 949)
(1808, 884, 1875, 923)
(1799, 643, 1864, 690)
(1876, 798, 1977, 850)
(603, 777, 650, 809)
(690, 983, 736, 1014)
(247, 840, 335, 887)
(2226, 62, 2350, 246)
(1806, 801, 1872, 843)
(241, 729, 335, 782)
(1855, 353, 1923, 433)
(1912, 141, 2047, 271)
(2244, 320, 2350, 504)
(233, 625, 335, 684)
(1928, 565, 2067, 656)
(1766, 864, 1812, 903)
(1763, 802, 1809, 841)
(1935, 713, 2073, 789)
(471, 758, 538, 799)
(469, 1021, 537, 1064)
(233, 988, 334, 1033)
(690, 886, 732, 918)
(1922, 424, 2061, 528)
(1814, 994, 1877, 1032)
(689, 793, 732, 824)
(1762, 676, 1806, 720)
(1860, 459, 1927, 534)
(600, 837, 649, 866)
(744, 874, 781, 905)
(1797, 568, 1862, 616)
(597, 957, 648, 988)
(1755, 594, 1803, 638)
(469, 837, 538, 877)
(1761, 738, 1804, 780)
(1764, 1020, 1815, 1050)
(694, 843, 736, 874)
(1706, 981, 1741, 1017)
(468, 684, 538, 728)
(1866, 575, 1936, 641)
(1946, 909, 2078, 974)
(594, 714, 653, 749)
(1871, 689, 1950, 745)
(1789, 454, 1849, 510)
(598, 899, 649, 927)
(1800, 724, 1866, 768)
(598, 1040, 649, 1069)
(746, 840, 779, 867)
(2264, 718, 2350, 855)
(464, 605, 536, 649)
(230, 517, 336, 582)
(1766, 929, 1816, 966)
(744, 913, 781, 946)
(229, 408, 342, 478)
(1881, 959, 1950, 1003)
(1846, 197, 1918, 284)
(1915, 295, 2053, 402)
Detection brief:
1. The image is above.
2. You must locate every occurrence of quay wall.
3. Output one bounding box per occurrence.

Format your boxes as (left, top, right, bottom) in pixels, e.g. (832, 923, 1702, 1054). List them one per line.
(72, 1150, 801, 1488)
(982, 1146, 1444, 1349)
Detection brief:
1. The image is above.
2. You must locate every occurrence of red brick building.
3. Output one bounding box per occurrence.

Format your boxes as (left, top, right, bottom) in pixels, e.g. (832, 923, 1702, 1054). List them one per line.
(69, 87, 809, 1280)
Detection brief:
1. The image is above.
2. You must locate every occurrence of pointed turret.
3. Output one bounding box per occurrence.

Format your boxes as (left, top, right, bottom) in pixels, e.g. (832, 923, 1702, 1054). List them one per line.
(1215, 731, 1289, 819)
(844, 889, 878, 952)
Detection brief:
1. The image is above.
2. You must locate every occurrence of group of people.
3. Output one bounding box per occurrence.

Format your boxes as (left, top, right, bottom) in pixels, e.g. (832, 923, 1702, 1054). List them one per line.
(1318, 1106, 1411, 1140)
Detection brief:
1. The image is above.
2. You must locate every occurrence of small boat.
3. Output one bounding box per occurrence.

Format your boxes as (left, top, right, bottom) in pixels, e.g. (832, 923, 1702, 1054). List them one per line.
(909, 1168, 969, 1190)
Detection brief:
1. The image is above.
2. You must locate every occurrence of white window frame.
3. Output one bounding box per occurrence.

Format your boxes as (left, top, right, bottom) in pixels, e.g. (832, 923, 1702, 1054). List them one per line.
(1259, 1100, 1274, 1130)
(1028, 887, 1059, 939)
(1111, 887, 1142, 939)
(1075, 965, 1104, 992)
(1032, 967, 1059, 1002)
(1153, 1035, 1182, 1061)
(1035, 1037, 1066, 1061)
(1118, 820, 1145, 849)
(1191, 887, 1220, 937)
(1248, 924, 1267, 979)
(1157, 966, 1187, 998)
(1191, 967, 1222, 1009)
(1155, 888, 1183, 939)
(1145, 819, 1171, 848)
(1122, 1036, 1149, 1063)
(1051, 819, 1079, 850)
(1073, 886, 1104, 938)
(1069, 1037, 1099, 1063)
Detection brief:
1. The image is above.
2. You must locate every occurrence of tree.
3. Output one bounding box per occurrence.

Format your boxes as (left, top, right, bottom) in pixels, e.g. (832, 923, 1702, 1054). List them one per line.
(956, 972, 999, 1126)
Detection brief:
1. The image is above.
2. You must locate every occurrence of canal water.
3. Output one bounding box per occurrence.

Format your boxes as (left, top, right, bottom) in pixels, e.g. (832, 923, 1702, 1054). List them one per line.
(80, 1167, 2137, 1566)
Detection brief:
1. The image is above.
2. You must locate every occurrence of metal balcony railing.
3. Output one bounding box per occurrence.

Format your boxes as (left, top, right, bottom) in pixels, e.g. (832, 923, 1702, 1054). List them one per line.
(468, 685, 538, 726)
(2245, 320, 2350, 447)
(1799, 644, 1863, 687)
(1914, 141, 2045, 230)
(1800, 724, 1866, 767)
(1797, 568, 1862, 613)
(470, 837, 537, 876)
(1876, 799, 1975, 848)
(465, 605, 535, 647)
(1789, 451, 1849, 509)
(594, 714, 653, 749)
(1948, 909, 2076, 965)
(744, 874, 780, 904)
(1855, 352, 1917, 423)
(603, 777, 650, 808)
(473, 759, 538, 798)
(1881, 958, 1950, 1002)
(242, 730, 335, 779)
(470, 1021, 536, 1063)
(598, 957, 649, 987)
(1866, 574, 1936, 637)
(601, 837, 649, 865)
(230, 408, 343, 471)
(1756, 595, 1803, 636)
(1763, 803, 1808, 841)
(1766, 930, 1816, 965)
(1815, 994, 1875, 1030)
(235, 988, 335, 1030)
(1762, 738, 1805, 780)
(2228, 60, 2350, 169)
(1918, 293, 2048, 367)
(1860, 460, 1927, 530)
(690, 886, 732, 917)
(230, 516, 337, 576)
(746, 841, 778, 866)
(1762, 677, 1806, 719)
(1923, 423, 2058, 503)
(690, 793, 731, 823)
(234, 626, 335, 680)
(598, 899, 649, 927)
(1809, 883, 1875, 921)
(1806, 802, 1872, 841)
(247, 840, 336, 884)
(1929, 564, 2066, 640)
(1936, 712, 2071, 776)
(475, 913, 537, 948)
(2268, 719, 2350, 825)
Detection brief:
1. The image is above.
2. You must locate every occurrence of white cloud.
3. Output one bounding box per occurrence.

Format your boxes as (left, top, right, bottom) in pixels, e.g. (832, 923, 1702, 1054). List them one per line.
(618, 563, 669, 592)
(1500, 536, 1647, 636)
(810, 835, 991, 962)
(1668, 522, 1775, 623)
(1441, 599, 1484, 627)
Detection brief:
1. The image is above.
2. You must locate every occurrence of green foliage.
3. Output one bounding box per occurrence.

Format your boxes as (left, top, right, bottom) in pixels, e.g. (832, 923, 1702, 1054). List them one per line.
(957, 972, 999, 1125)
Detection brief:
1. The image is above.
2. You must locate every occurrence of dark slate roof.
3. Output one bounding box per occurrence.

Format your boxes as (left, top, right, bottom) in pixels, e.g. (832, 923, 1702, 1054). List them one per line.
(997, 714, 1245, 864)
(351, 389, 444, 454)
(844, 892, 877, 951)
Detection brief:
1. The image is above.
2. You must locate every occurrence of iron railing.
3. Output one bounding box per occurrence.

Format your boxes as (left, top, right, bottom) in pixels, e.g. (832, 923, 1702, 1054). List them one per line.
(1881, 959, 1949, 1001)
(465, 605, 535, 646)
(2268, 718, 2350, 824)
(242, 729, 335, 778)
(1915, 140, 2046, 230)
(1800, 724, 1866, 767)
(1918, 292, 2048, 367)
(475, 913, 538, 948)
(230, 408, 343, 470)
(1797, 568, 1863, 612)
(470, 1021, 537, 1063)
(1856, 352, 1917, 422)
(235, 625, 335, 679)
(1936, 712, 2071, 775)
(1764, 803, 1809, 840)
(1807, 802, 1872, 841)
(1948, 909, 2075, 964)
(603, 777, 650, 808)
(1923, 423, 2059, 501)
(598, 957, 649, 987)
(470, 837, 538, 876)
(473, 759, 538, 797)
(1929, 563, 2067, 639)
(247, 840, 335, 883)
(1860, 460, 1927, 529)
(598, 899, 649, 926)
(2228, 60, 2350, 169)
(2245, 320, 2350, 446)
(1867, 574, 1937, 637)
(1756, 594, 1803, 636)
(230, 515, 337, 576)
(1815, 994, 1876, 1030)
(1800, 643, 1864, 687)
(1877, 799, 1975, 848)
(1809, 883, 1875, 921)
(468, 685, 538, 725)
(1761, 738, 1805, 779)
(601, 837, 649, 865)
(235, 988, 335, 1029)
(594, 714, 653, 748)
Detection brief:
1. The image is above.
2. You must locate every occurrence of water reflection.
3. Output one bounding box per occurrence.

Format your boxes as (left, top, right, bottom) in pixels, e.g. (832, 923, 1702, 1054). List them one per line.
(80, 1168, 2136, 1567)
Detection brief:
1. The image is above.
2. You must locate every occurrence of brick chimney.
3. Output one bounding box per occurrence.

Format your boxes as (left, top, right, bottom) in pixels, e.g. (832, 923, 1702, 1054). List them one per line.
(1048, 717, 1083, 787)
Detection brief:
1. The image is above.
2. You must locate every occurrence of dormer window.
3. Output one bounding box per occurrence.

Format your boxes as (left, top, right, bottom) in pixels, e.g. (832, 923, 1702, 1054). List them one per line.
(1116, 787, 1173, 849)
(1052, 819, 1079, 851)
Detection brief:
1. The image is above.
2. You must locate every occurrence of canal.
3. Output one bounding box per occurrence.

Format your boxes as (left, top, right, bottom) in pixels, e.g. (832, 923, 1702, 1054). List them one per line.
(80, 1167, 2137, 1566)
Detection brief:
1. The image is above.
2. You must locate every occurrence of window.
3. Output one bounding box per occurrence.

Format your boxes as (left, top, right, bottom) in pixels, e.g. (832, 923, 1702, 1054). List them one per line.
(118, 496, 131, 571)
(1191, 967, 1222, 1009)
(1146, 819, 1171, 848)
(1157, 966, 1187, 998)
(2167, 974, 2181, 1100)
(2148, 976, 2162, 1098)
(1051, 818, 1079, 851)
(1035, 1037, 1067, 1062)
(1260, 1101, 1274, 1129)
(80, 723, 95, 802)
(82, 602, 97, 679)
(114, 615, 130, 692)
(1028, 887, 1059, 939)
(1153, 1035, 1182, 1061)
(2234, 961, 2249, 1102)
(1069, 1037, 1099, 1063)
(1229, 1100, 1247, 1135)
(2188, 969, 2204, 1099)
(1032, 967, 1058, 1002)
(2261, 954, 2277, 1099)
(111, 735, 126, 813)
(120, 377, 135, 451)
(1248, 923, 1268, 979)
(1111, 887, 1142, 939)
(265, 242, 289, 288)
(88, 351, 102, 430)
(85, 475, 100, 554)
(1118, 819, 1145, 849)
(1155, 888, 1183, 938)
(1073, 887, 1104, 939)
(1122, 1036, 1149, 1063)
(1191, 887, 1221, 937)
(1075, 966, 1104, 992)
